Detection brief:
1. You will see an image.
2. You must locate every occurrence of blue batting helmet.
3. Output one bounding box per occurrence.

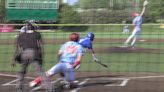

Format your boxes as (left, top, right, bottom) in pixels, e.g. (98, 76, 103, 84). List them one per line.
(86, 32, 95, 41)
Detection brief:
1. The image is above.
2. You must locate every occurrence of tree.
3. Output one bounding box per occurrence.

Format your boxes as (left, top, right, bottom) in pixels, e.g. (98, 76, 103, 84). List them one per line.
(78, 0, 132, 10)
(147, 0, 164, 22)
(80, 10, 130, 24)
(0, 0, 5, 22)
(77, 0, 133, 23)
(59, 4, 87, 31)
(78, 0, 109, 9)
(59, 4, 81, 24)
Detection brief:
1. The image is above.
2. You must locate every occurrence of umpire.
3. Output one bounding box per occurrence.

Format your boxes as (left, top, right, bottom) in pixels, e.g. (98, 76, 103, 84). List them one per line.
(11, 21, 52, 92)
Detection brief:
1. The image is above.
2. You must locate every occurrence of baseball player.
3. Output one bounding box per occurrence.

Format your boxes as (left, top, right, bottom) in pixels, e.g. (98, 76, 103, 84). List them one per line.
(29, 33, 83, 89)
(79, 32, 98, 61)
(58, 32, 98, 71)
(122, 25, 130, 34)
(124, 0, 148, 48)
(59, 32, 98, 77)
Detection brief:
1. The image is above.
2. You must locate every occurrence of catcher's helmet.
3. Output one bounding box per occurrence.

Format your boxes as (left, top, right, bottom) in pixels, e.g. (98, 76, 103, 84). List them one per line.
(86, 32, 95, 41)
(70, 33, 79, 42)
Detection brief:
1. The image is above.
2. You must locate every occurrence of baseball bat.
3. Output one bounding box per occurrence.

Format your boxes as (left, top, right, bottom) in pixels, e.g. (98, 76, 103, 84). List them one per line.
(94, 60, 108, 68)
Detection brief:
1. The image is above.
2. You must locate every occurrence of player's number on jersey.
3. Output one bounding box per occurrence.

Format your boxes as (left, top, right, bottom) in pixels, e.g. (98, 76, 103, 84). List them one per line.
(66, 46, 77, 54)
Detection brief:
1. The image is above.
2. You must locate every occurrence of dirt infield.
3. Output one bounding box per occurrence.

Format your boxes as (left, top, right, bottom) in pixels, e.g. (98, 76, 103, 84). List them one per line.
(1, 38, 164, 54)
(95, 46, 163, 54)
(1, 72, 164, 92)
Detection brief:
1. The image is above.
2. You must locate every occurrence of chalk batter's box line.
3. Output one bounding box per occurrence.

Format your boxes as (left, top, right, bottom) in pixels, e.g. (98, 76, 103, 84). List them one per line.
(0, 73, 34, 86)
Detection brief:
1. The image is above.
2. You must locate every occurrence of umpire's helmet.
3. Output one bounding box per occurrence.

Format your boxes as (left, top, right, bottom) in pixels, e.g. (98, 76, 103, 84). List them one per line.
(27, 23, 35, 30)
(86, 32, 95, 41)
(70, 33, 79, 42)
(25, 20, 36, 30)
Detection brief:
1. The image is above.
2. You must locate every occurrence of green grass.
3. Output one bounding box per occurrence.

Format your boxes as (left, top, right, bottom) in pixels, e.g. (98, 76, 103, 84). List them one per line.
(1, 43, 164, 73)
(0, 25, 164, 39)
(1, 25, 164, 73)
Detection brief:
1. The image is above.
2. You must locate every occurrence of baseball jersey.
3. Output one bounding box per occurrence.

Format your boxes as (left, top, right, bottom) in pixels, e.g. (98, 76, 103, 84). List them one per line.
(79, 37, 93, 49)
(59, 41, 83, 64)
(133, 15, 143, 29)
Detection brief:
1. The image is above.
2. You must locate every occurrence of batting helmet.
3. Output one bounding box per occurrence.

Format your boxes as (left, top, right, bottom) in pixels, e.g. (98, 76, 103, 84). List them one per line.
(86, 32, 95, 41)
(70, 33, 79, 42)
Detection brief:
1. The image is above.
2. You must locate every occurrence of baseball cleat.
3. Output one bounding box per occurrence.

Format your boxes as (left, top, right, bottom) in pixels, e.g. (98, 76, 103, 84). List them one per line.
(30, 86, 42, 91)
(29, 81, 37, 87)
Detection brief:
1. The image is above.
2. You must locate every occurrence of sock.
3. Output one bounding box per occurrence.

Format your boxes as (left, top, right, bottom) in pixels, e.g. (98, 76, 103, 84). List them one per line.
(34, 77, 42, 85)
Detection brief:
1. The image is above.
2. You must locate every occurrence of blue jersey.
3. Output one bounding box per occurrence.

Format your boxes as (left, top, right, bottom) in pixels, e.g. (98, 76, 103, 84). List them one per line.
(79, 37, 92, 49)
(133, 15, 143, 28)
(59, 41, 83, 64)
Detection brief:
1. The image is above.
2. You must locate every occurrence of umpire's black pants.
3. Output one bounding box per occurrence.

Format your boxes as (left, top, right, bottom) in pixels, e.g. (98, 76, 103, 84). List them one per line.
(17, 49, 52, 91)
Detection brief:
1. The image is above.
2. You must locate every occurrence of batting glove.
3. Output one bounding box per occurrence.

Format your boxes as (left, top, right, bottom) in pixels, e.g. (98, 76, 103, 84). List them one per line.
(72, 61, 80, 69)
(92, 54, 99, 61)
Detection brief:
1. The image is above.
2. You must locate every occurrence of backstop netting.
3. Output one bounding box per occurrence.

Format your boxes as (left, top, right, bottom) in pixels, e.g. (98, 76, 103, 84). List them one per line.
(1, 0, 164, 92)
(0, 24, 164, 92)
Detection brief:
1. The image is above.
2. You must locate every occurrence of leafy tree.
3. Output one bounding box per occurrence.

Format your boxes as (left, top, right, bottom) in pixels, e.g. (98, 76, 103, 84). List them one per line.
(78, 0, 109, 9)
(59, 4, 81, 24)
(80, 10, 130, 24)
(147, 0, 164, 22)
(0, 0, 5, 22)
(78, 0, 131, 10)
(77, 0, 133, 23)
(59, 4, 87, 31)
